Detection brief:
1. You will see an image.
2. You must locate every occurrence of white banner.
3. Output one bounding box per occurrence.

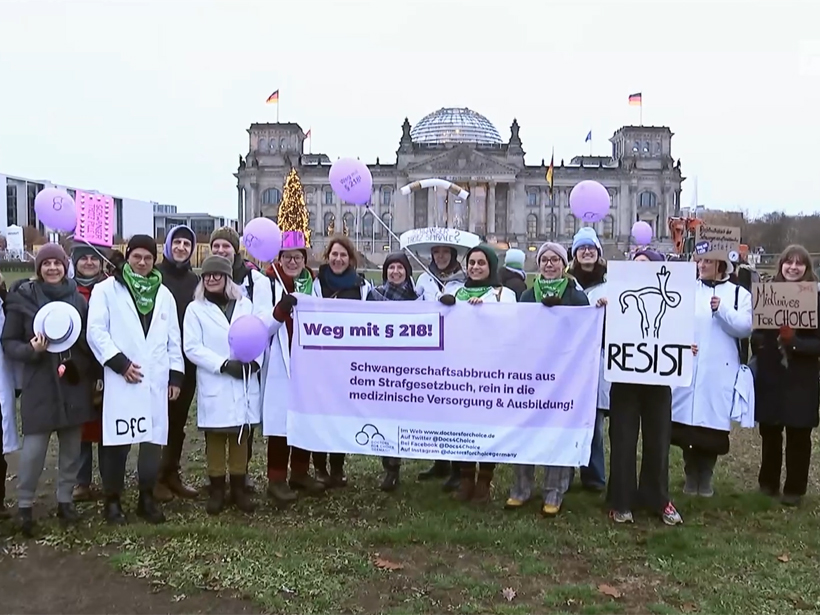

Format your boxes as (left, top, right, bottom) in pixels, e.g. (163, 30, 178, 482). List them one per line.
(102, 377, 153, 445)
(287, 295, 605, 466)
(604, 261, 697, 386)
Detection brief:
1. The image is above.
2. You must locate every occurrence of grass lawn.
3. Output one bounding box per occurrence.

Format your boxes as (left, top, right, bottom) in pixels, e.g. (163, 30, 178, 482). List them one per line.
(10, 425, 820, 615)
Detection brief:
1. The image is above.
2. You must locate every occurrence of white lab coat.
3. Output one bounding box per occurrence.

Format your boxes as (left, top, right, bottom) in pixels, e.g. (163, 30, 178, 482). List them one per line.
(584, 281, 611, 411)
(416, 271, 467, 301)
(672, 280, 753, 432)
(87, 276, 184, 446)
(239, 269, 274, 330)
(262, 279, 295, 436)
(183, 296, 262, 429)
(0, 298, 20, 454)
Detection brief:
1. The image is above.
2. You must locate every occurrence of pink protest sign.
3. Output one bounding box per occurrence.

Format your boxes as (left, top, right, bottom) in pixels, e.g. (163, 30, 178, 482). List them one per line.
(75, 191, 114, 247)
(282, 231, 306, 249)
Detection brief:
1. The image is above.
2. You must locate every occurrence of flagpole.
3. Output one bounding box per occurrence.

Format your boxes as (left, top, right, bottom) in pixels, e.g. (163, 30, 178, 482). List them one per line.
(640, 102, 643, 126)
(277, 100, 280, 123)
(550, 189, 555, 241)
(589, 137, 592, 156)
(309, 134, 312, 154)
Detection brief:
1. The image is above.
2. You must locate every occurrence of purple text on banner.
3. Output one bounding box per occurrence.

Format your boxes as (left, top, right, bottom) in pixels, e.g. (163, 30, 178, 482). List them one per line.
(75, 191, 114, 248)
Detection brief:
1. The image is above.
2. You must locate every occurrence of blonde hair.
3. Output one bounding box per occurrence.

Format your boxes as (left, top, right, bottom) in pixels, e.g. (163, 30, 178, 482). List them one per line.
(193, 276, 245, 302)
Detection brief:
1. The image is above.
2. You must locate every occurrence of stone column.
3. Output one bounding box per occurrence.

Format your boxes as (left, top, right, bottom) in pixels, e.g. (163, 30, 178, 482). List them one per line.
(314, 185, 324, 236)
(539, 188, 548, 237)
(335, 189, 342, 233)
(247, 183, 257, 220)
(469, 182, 477, 233)
(487, 181, 497, 234)
(427, 188, 435, 228)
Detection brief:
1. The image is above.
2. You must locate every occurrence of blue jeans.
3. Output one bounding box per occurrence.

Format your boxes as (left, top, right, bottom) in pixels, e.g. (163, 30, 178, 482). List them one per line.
(580, 410, 606, 488)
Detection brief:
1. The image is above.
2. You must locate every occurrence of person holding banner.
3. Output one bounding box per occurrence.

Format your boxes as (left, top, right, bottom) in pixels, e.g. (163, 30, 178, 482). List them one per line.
(1, 243, 95, 536)
(366, 252, 420, 491)
(671, 254, 752, 499)
(183, 256, 262, 514)
(311, 234, 371, 487)
(438, 244, 516, 503)
(263, 237, 326, 504)
(752, 245, 820, 506)
(505, 241, 595, 516)
(87, 236, 184, 525)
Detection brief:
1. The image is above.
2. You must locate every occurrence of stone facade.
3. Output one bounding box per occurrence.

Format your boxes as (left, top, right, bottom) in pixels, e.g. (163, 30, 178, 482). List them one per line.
(234, 108, 684, 260)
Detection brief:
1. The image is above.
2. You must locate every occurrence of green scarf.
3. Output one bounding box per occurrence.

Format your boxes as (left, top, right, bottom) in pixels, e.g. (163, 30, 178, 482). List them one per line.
(533, 276, 569, 303)
(455, 286, 491, 301)
(294, 269, 314, 295)
(122, 264, 163, 315)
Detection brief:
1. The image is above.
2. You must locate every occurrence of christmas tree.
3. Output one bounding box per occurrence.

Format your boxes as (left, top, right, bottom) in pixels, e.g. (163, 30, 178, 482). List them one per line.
(277, 168, 311, 246)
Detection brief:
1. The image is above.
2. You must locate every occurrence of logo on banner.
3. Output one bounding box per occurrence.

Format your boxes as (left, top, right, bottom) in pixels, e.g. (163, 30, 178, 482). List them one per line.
(355, 423, 394, 454)
(618, 266, 682, 339)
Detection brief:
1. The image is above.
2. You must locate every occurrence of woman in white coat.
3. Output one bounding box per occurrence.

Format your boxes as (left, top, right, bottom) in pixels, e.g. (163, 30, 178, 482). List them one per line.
(87, 235, 184, 525)
(437, 244, 516, 505)
(671, 256, 753, 498)
(183, 256, 262, 515)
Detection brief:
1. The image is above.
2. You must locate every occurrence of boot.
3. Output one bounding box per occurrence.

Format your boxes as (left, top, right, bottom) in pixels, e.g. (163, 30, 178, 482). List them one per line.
(0, 481, 9, 519)
(453, 467, 476, 502)
(698, 456, 716, 498)
(289, 473, 326, 496)
(165, 470, 199, 499)
(380, 471, 400, 492)
(472, 468, 493, 504)
(266, 480, 297, 504)
(18, 507, 34, 538)
(137, 489, 166, 524)
(205, 476, 226, 515)
(442, 463, 462, 493)
(230, 475, 255, 513)
(56, 502, 81, 525)
(682, 449, 699, 495)
(418, 460, 450, 481)
(152, 480, 174, 503)
(103, 494, 127, 525)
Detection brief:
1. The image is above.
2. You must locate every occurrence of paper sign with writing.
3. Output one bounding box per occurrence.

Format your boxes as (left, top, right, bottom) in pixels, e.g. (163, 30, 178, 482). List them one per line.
(752, 282, 818, 329)
(75, 191, 114, 248)
(694, 224, 741, 261)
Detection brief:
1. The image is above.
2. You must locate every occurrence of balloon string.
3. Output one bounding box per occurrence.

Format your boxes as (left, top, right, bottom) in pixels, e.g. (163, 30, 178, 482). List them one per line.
(365, 205, 444, 291)
(238, 364, 250, 446)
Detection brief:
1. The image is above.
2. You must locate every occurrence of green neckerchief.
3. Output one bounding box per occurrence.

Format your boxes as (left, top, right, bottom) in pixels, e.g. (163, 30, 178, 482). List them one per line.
(533, 276, 569, 303)
(455, 286, 491, 301)
(122, 264, 163, 315)
(294, 269, 313, 295)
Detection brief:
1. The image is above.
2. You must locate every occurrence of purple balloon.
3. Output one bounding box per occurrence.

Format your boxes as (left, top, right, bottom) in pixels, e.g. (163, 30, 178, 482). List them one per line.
(329, 158, 373, 205)
(242, 217, 282, 262)
(569, 181, 610, 223)
(228, 315, 269, 362)
(34, 188, 77, 233)
(631, 221, 653, 245)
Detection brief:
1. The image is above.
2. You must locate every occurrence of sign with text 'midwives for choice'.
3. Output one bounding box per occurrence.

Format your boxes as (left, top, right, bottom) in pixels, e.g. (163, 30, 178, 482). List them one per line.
(752, 282, 819, 329)
(287, 295, 605, 467)
(604, 261, 697, 387)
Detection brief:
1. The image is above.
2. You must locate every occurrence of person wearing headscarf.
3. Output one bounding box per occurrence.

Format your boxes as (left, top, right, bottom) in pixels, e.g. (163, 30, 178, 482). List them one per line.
(671, 253, 752, 499)
(367, 252, 420, 490)
(153, 225, 200, 502)
(607, 249, 683, 526)
(69, 241, 107, 503)
(506, 241, 597, 517)
(567, 227, 608, 492)
(183, 256, 261, 515)
(263, 238, 326, 504)
(1, 243, 94, 537)
(210, 226, 273, 495)
(752, 245, 820, 506)
(438, 244, 516, 504)
(87, 235, 184, 525)
(311, 234, 371, 487)
(499, 249, 527, 300)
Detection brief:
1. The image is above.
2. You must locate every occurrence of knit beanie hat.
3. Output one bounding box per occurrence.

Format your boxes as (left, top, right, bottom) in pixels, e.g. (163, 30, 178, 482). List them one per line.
(536, 241, 568, 267)
(382, 252, 413, 283)
(504, 248, 525, 270)
(70, 241, 103, 266)
(201, 255, 233, 277)
(571, 227, 603, 257)
(35, 243, 70, 274)
(633, 249, 665, 262)
(126, 235, 158, 260)
(210, 226, 240, 253)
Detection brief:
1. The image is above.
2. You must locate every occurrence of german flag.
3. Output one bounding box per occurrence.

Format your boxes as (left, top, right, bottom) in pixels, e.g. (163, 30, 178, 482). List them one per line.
(546, 150, 554, 197)
(628, 92, 642, 106)
(266, 90, 279, 104)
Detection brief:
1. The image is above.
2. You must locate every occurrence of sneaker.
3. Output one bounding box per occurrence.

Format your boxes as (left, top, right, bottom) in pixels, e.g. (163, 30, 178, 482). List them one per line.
(781, 493, 803, 507)
(541, 503, 561, 517)
(504, 497, 527, 510)
(661, 502, 683, 526)
(609, 510, 633, 524)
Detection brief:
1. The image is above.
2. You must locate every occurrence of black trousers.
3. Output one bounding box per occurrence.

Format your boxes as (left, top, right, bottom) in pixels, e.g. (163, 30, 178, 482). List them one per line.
(100, 442, 162, 494)
(607, 382, 671, 514)
(312, 452, 345, 474)
(0, 424, 6, 500)
(759, 424, 813, 496)
(164, 364, 197, 475)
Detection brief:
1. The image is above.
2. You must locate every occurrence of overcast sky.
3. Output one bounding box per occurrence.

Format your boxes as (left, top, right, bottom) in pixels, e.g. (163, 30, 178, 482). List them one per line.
(1, 0, 817, 220)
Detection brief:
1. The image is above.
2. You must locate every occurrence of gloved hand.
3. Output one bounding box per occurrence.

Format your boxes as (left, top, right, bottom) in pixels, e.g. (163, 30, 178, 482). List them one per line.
(221, 360, 246, 379)
(541, 296, 561, 307)
(247, 361, 261, 374)
(439, 294, 456, 306)
(276, 294, 298, 315)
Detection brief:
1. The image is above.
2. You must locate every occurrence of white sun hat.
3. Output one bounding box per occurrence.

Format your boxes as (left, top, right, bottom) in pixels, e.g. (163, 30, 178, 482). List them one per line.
(399, 227, 481, 257)
(33, 302, 82, 354)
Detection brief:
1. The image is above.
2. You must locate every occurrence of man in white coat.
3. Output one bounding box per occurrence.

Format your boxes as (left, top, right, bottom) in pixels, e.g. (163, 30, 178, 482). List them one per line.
(209, 227, 273, 493)
(87, 235, 184, 525)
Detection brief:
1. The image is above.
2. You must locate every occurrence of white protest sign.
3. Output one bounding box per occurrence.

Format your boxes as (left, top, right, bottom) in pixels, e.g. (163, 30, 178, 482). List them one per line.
(102, 379, 153, 445)
(604, 261, 697, 386)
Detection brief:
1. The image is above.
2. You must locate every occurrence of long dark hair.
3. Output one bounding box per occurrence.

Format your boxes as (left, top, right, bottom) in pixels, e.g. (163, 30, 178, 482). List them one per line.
(773, 244, 818, 283)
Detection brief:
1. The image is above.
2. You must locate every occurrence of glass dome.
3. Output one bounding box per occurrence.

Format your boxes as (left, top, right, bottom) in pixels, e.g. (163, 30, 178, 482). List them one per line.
(410, 107, 503, 145)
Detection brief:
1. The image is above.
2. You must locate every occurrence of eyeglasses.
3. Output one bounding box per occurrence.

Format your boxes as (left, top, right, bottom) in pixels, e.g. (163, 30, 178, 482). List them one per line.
(541, 257, 563, 266)
(577, 246, 597, 254)
(281, 254, 304, 263)
(202, 273, 224, 281)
